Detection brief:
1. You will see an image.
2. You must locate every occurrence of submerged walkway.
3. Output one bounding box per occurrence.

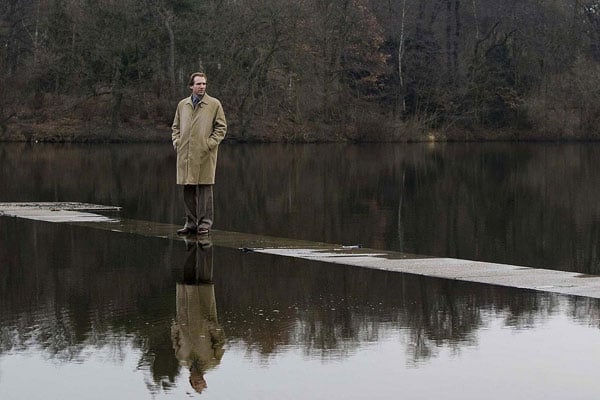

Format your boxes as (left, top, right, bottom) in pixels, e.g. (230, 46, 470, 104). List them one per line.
(2, 202, 600, 299)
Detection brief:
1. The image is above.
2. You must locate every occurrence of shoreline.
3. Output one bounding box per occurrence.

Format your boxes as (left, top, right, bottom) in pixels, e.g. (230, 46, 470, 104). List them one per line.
(2, 120, 598, 144)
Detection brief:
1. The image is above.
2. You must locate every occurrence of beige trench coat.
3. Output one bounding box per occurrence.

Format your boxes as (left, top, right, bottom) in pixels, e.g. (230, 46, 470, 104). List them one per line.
(172, 94, 227, 185)
(171, 283, 225, 372)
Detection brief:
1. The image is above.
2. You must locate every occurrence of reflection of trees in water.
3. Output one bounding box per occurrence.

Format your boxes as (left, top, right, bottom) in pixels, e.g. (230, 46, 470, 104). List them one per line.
(400, 144, 600, 274)
(0, 217, 592, 391)
(4, 143, 600, 273)
(567, 297, 600, 329)
(0, 219, 180, 390)
(216, 249, 558, 363)
(0, 143, 179, 223)
(218, 143, 600, 274)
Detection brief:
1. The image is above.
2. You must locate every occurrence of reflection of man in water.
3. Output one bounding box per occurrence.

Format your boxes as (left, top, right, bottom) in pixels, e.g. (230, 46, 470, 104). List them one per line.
(172, 237, 225, 394)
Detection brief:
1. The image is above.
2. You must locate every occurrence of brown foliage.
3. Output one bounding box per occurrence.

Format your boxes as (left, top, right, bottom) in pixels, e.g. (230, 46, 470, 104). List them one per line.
(2, 0, 600, 141)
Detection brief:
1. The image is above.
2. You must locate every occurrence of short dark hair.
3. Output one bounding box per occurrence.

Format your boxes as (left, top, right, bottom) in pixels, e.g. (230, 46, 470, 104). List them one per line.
(188, 72, 207, 86)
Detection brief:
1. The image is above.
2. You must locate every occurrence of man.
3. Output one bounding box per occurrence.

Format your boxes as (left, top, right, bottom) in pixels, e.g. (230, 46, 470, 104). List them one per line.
(172, 72, 227, 235)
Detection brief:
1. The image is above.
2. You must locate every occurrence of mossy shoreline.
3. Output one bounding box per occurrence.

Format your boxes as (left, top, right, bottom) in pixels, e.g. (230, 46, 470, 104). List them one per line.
(2, 118, 598, 144)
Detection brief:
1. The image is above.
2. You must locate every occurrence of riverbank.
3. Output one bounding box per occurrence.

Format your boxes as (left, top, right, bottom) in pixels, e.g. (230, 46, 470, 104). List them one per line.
(1, 117, 598, 143)
(0, 118, 171, 143)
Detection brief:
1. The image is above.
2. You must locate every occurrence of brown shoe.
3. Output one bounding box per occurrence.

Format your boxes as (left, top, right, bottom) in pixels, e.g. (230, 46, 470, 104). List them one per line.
(177, 226, 196, 235)
(197, 228, 210, 235)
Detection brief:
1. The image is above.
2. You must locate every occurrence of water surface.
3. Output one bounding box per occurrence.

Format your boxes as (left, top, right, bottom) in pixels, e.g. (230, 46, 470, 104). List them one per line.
(2, 142, 600, 399)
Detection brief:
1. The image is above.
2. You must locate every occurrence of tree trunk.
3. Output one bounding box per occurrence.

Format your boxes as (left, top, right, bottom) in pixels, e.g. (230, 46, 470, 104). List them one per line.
(454, 0, 460, 75)
(471, 0, 479, 41)
(446, 0, 452, 82)
(398, 0, 407, 114)
(163, 12, 176, 96)
(111, 90, 123, 132)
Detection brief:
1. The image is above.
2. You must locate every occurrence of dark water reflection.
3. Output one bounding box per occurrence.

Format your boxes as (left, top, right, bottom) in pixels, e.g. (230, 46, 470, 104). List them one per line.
(2, 143, 600, 398)
(1, 219, 600, 398)
(2, 142, 600, 272)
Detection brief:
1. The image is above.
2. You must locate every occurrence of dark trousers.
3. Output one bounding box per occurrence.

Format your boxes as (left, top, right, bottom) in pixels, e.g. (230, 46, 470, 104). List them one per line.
(183, 184, 213, 230)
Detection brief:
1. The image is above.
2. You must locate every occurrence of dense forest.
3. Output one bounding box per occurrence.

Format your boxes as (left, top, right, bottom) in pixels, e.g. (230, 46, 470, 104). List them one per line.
(1, 0, 600, 142)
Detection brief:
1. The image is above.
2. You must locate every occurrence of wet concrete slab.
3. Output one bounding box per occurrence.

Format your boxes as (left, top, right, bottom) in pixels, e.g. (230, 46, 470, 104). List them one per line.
(3, 202, 600, 299)
(0, 202, 121, 222)
(257, 248, 600, 296)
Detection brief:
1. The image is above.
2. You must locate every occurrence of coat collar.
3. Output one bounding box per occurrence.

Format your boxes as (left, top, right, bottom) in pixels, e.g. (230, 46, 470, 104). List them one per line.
(184, 94, 213, 108)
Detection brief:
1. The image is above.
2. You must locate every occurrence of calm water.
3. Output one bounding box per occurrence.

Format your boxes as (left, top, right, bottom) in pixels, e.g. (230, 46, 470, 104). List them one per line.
(2, 142, 600, 399)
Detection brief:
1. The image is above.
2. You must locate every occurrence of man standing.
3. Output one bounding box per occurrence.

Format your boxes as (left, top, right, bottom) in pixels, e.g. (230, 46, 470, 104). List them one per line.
(172, 72, 227, 235)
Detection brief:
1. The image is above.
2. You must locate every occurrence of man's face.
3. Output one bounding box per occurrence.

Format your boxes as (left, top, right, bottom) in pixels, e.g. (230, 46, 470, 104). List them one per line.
(190, 76, 207, 96)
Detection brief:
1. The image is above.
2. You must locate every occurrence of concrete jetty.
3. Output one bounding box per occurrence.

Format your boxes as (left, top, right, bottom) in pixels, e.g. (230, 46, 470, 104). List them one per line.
(2, 202, 600, 299)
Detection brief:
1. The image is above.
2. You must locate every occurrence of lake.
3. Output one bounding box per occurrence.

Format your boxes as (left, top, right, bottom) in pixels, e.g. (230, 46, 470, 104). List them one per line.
(1, 142, 600, 399)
